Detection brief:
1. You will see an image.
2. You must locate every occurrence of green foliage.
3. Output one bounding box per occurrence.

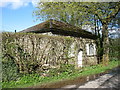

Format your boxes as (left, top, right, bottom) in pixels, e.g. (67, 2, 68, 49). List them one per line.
(48, 64, 75, 76)
(48, 68, 60, 76)
(2, 32, 22, 82)
(2, 60, 120, 88)
(2, 32, 120, 88)
(2, 32, 76, 83)
(34, 2, 120, 65)
(109, 38, 120, 60)
(33, 2, 92, 27)
(34, 2, 120, 28)
(2, 32, 75, 74)
(59, 64, 75, 73)
(2, 59, 20, 82)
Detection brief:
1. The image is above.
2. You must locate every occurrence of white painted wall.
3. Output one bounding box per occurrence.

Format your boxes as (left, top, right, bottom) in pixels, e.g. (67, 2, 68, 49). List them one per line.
(86, 43, 89, 55)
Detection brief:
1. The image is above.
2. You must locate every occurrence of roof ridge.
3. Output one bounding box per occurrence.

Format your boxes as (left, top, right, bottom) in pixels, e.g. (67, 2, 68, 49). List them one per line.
(20, 19, 97, 39)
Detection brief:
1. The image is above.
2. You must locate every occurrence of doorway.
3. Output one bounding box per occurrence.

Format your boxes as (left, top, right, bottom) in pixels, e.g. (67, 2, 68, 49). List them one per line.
(78, 49, 83, 67)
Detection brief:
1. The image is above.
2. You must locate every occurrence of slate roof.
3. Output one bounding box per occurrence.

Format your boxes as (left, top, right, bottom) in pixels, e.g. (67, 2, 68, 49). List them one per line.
(20, 19, 97, 39)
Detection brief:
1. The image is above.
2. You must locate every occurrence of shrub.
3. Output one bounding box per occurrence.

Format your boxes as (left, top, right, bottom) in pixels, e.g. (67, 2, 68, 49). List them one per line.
(48, 64, 75, 76)
(2, 58, 21, 82)
(59, 64, 75, 73)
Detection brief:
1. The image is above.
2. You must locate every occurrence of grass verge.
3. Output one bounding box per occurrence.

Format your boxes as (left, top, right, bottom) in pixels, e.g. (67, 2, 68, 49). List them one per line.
(2, 60, 120, 88)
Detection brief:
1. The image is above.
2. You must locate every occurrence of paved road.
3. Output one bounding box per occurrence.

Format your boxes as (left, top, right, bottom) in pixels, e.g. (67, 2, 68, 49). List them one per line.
(61, 67, 120, 89)
(97, 67, 120, 89)
(98, 74, 120, 89)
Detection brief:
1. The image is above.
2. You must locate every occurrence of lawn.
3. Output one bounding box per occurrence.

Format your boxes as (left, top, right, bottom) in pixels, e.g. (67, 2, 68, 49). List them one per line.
(2, 60, 120, 88)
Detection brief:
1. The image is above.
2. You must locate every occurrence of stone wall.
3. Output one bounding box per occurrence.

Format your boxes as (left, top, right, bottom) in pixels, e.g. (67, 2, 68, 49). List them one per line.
(2, 32, 97, 74)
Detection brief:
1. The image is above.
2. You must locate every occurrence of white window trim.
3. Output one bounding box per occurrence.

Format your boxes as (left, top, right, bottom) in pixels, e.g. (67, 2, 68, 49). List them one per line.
(86, 43, 96, 56)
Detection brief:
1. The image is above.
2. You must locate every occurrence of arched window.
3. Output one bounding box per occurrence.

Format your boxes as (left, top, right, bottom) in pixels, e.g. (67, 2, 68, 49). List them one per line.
(86, 43, 96, 56)
(89, 43, 94, 55)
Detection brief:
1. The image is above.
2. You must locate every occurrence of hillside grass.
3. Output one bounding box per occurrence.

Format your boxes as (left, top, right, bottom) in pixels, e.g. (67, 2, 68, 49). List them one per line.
(2, 60, 120, 88)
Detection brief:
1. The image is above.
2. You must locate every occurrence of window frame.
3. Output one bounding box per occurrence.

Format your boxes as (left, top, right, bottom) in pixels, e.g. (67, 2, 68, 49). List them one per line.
(86, 43, 96, 56)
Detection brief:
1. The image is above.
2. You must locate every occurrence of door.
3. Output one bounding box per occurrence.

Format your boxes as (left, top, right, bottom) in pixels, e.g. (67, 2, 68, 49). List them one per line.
(78, 50, 83, 67)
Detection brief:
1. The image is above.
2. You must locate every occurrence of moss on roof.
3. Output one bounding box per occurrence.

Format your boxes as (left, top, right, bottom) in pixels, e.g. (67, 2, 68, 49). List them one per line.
(20, 19, 97, 39)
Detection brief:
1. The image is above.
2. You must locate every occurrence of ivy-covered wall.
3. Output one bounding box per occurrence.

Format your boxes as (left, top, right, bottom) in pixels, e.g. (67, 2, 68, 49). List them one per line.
(2, 32, 97, 74)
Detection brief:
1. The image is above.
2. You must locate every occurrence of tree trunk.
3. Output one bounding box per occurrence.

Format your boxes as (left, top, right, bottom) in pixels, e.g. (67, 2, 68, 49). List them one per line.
(95, 19, 103, 64)
(102, 23, 109, 65)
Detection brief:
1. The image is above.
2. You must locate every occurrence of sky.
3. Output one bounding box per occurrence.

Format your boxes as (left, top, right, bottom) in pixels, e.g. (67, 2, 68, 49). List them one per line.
(0, 0, 119, 33)
(0, 0, 42, 32)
